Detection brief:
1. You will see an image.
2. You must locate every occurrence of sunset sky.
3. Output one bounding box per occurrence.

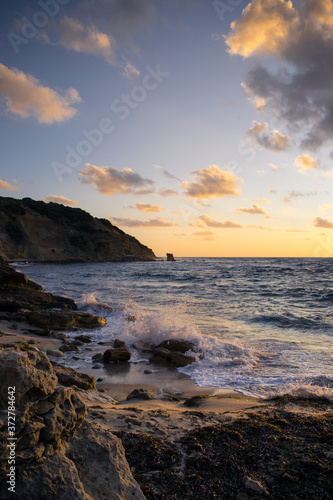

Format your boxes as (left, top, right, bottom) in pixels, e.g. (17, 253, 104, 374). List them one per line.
(1, 0, 333, 257)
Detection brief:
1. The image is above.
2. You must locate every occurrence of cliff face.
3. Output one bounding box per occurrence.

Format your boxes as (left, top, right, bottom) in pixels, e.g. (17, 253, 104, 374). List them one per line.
(0, 197, 155, 262)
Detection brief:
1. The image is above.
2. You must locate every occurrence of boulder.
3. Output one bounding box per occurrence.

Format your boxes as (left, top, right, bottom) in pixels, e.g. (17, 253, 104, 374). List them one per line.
(27, 310, 107, 331)
(0, 349, 58, 409)
(103, 347, 131, 363)
(156, 338, 195, 354)
(53, 365, 96, 390)
(127, 389, 156, 401)
(114, 339, 126, 348)
(75, 334, 92, 343)
(59, 342, 79, 352)
(150, 348, 196, 367)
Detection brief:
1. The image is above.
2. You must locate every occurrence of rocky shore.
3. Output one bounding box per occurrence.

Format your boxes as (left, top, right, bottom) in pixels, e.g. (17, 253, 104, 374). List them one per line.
(0, 261, 332, 499)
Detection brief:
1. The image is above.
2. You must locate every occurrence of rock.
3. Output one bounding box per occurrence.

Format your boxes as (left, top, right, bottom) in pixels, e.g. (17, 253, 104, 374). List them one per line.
(0, 300, 21, 312)
(144, 369, 153, 374)
(27, 310, 106, 331)
(50, 331, 68, 340)
(28, 339, 38, 344)
(183, 395, 208, 407)
(53, 365, 96, 390)
(166, 253, 175, 261)
(103, 347, 131, 363)
(127, 389, 156, 401)
(46, 349, 64, 358)
(72, 340, 84, 346)
(150, 348, 196, 367)
(0, 349, 58, 409)
(156, 338, 195, 353)
(114, 339, 126, 348)
(59, 343, 79, 352)
(92, 353, 103, 362)
(65, 420, 146, 499)
(244, 477, 269, 496)
(75, 334, 92, 343)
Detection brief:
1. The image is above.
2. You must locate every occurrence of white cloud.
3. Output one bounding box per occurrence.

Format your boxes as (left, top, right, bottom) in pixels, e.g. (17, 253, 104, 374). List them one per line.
(42, 195, 79, 207)
(80, 163, 154, 195)
(0, 63, 81, 123)
(183, 165, 241, 199)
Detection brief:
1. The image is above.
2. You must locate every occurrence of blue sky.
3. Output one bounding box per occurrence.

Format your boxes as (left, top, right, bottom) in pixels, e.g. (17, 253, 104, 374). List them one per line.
(0, 0, 333, 257)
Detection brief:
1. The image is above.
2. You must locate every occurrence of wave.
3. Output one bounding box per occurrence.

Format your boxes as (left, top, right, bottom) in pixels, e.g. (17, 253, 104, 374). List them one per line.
(249, 314, 324, 329)
(78, 292, 112, 311)
(266, 380, 333, 402)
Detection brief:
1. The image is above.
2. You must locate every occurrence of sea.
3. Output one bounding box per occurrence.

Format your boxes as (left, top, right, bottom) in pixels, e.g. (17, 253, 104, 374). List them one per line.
(14, 258, 333, 401)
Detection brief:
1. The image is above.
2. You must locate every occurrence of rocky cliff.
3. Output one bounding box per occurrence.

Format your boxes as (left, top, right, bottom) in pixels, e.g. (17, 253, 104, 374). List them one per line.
(0, 197, 155, 262)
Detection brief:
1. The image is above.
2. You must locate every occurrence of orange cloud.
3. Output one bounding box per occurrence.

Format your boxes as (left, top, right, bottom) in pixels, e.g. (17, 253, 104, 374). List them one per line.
(0, 63, 81, 123)
(247, 121, 290, 151)
(0, 179, 15, 191)
(135, 202, 164, 213)
(198, 215, 242, 228)
(80, 163, 154, 195)
(110, 216, 177, 228)
(183, 165, 241, 199)
(313, 217, 333, 228)
(42, 195, 79, 207)
(294, 155, 319, 174)
(225, 0, 297, 57)
(236, 204, 266, 215)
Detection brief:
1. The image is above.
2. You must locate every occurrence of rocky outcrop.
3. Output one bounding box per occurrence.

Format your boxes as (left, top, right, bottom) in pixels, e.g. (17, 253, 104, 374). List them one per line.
(149, 348, 196, 367)
(0, 196, 155, 262)
(0, 258, 106, 332)
(0, 345, 145, 499)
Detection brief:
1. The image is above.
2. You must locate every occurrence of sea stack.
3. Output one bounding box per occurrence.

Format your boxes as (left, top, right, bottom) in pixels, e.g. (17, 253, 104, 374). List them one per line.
(166, 253, 175, 261)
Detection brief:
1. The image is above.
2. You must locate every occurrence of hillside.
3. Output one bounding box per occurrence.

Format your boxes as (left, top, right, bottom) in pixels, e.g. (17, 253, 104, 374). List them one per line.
(0, 197, 155, 262)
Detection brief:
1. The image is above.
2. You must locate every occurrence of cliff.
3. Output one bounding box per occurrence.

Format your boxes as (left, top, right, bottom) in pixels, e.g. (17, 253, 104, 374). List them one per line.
(0, 197, 155, 262)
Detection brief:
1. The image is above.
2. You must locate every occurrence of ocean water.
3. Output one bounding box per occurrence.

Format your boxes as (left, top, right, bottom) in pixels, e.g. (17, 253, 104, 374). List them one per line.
(14, 258, 333, 400)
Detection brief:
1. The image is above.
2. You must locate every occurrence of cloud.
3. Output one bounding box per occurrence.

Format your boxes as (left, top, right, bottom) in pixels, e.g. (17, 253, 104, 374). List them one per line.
(0, 63, 81, 123)
(319, 203, 333, 212)
(236, 204, 267, 215)
(49, 16, 116, 63)
(294, 154, 319, 174)
(121, 59, 140, 78)
(135, 202, 164, 213)
(0, 179, 15, 191)
(284, 190, 317, 203)
(110, 216, 176, 227)
(269, 163, 286, 172)
(154, 164, 181, 182)
(192, 230, 217, 241)
(313, 217, 333, 228)
(197, 215, 242, 228)
(158, 189, 179, 197)
(42, 195, 79, 207)
(80, 163, 154, 195)
(183, 165, 241, 199)
(39, 0, 156, 69)
(256, 198, 271, 204)
(246, 121, 290, 151)
(226, 0, 333, 150)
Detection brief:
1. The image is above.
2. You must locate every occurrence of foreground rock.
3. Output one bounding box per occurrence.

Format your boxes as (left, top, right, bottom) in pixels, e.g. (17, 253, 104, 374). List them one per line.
(103, 347, 131, 363)
(53, 365, 96, 391)
(0, 345, 145, 499)
(149, 347, 195, 367)
(0, 258, 106, 332)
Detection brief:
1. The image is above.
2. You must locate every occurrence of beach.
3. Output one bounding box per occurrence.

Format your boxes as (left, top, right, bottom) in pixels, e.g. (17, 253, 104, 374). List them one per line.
(1, 304, 333, 499)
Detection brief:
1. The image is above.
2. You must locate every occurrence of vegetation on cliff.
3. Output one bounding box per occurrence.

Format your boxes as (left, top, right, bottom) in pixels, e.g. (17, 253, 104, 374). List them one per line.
(0, 196, 155, 262)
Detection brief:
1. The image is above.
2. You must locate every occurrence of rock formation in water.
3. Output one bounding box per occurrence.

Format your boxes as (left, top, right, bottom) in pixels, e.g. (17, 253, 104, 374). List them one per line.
(0, 196, 155, 262)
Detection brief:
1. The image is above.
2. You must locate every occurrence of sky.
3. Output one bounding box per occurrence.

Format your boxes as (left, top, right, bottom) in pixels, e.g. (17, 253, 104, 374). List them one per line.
(0, 0, 333, 257)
